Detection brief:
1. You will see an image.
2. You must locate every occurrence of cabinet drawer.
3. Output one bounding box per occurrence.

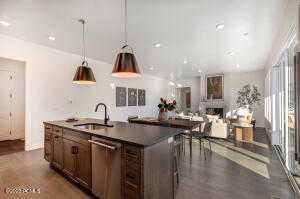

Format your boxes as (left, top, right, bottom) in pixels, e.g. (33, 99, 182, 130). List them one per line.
(125, 168, 140, 190)
(126, 159, 140, 172)
(44, 124, 53, 132)
(124, 184, 140, 199)
(63, 129, 91, 146)
(124, 145, 141, 163)
(53, 126, 63, 136)
(45, 132, 52, 142)
(44, 141, 52, 162)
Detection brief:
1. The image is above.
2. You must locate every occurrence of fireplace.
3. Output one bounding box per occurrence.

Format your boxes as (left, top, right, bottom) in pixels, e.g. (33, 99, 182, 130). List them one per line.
(206, 108, 224, 118)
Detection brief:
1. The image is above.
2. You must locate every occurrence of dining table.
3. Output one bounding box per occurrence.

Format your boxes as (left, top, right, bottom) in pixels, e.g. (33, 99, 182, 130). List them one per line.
(128, 117, 204, 157)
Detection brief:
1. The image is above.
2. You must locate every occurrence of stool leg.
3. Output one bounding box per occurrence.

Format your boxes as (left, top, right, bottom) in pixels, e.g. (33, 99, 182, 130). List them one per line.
(208, 139, 212, 152)
(199, 137, 202, 152)
(202, 140, 206, 160)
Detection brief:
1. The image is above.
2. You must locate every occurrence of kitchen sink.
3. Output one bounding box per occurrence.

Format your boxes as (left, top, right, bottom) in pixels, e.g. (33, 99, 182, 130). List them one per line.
(74, 123, 113, 130)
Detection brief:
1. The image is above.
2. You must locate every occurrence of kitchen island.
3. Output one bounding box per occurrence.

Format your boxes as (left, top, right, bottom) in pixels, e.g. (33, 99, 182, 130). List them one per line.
(43, 118, 181, 199)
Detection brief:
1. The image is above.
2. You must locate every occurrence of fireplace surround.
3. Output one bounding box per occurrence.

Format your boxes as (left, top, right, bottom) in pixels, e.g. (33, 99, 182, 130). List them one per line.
(206, 108, 224, 118)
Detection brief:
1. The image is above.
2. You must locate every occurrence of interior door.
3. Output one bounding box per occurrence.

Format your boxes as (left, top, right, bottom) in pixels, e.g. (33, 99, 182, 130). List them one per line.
(0, 70, 12, 141)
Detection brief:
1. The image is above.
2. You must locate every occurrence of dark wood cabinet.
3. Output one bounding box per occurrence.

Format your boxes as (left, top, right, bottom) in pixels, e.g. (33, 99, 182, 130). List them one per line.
(44, 132, 52, 162)
(74, 142, 91, 188)
(52, 135, 63, 169)
(44, 123, 174, 199)
(62, 138, 77, 177)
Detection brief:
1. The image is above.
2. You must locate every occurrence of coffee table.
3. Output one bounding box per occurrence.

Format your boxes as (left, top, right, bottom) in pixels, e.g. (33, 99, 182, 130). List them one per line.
(232, 123, 253, 142)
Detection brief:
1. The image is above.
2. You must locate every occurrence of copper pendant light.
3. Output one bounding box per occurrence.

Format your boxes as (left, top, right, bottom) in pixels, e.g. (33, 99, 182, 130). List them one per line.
(73, 19, 96, 84)
(112, 0, 141, 78)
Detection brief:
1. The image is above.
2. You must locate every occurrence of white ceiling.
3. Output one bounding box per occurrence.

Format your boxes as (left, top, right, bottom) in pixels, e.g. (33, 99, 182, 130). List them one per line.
(0, 0, 287, 79)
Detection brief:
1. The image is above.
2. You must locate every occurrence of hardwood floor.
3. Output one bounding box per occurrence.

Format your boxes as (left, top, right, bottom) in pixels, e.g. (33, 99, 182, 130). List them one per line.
(0, 129, 296, 199)
(176, 128, 296, 199)
(0, 139, 24, 155)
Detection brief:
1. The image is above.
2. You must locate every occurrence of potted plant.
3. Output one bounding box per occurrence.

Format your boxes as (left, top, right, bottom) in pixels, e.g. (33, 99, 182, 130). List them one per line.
(236, 84, 262, 111)
(235, 84, 262, 123)
(158, 98, 176, 120)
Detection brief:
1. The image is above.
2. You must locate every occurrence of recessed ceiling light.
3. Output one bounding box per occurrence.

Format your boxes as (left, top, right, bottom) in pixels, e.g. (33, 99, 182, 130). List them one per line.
(154, 43, 161, 48)
(177, 84, 182, 88)
(183, 60, 188, 64)
(216, 24, 225, 30)
(227, 51, 234, 56)
(0, 21, 11, 26)
(48, 36, 56, 41)
(168, 81, 175, 86)
(149, 66, 154, 70)
(236, 64, 240, 68)
(198, 69, 202, 73)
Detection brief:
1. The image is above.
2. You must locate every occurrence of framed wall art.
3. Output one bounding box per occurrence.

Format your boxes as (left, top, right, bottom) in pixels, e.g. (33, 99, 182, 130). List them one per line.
(206, 74, 224, 100)
(128, 88, 137, 106)
(138, 89, 146, 106)
(116, 87, 127, 107)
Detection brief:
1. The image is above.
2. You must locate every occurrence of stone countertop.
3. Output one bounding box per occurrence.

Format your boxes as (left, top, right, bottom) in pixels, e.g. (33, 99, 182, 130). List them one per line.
(44, 118, 182, 147)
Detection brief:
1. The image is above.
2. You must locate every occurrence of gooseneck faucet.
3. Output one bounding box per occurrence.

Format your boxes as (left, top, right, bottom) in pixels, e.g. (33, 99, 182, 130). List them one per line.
(95, 103, 109, 125)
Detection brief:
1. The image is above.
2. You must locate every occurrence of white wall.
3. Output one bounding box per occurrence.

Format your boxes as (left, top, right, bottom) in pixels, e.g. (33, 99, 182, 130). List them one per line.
(0, 58, 25, 140)
(223, 70, 265, 127)
(182, 71, 266, 127)
(0, 34, 169, 151)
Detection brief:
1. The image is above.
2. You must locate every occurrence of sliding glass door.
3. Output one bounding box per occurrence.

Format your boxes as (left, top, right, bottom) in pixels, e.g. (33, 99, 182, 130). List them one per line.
(286, 41, 297, 174)
(266, 39, 298, 174)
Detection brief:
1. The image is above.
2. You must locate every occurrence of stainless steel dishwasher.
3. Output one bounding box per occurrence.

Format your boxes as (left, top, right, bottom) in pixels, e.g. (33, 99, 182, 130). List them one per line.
(88, 136, 122, 199)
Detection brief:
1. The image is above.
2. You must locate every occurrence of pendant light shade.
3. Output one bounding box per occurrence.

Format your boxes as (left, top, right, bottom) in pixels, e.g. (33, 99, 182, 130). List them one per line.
(73, 19, 96, 84)
(112, 45, 141, 78)
(73, 61, 96, 84)
(112, 0, 141, 78)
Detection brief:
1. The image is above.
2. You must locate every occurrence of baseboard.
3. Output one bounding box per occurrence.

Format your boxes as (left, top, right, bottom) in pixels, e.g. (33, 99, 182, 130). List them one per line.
(25, 142, 43, 151)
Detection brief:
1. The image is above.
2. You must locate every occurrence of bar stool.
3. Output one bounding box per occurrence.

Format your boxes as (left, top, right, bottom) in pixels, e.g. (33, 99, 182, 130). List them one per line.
(173, 136, 182, 192)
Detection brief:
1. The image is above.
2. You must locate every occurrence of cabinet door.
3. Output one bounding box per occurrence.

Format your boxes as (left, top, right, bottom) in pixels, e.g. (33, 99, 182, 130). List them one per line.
(44, 133, 53, 162)
(75, 143, 91, 189)
(62, 139, 76, 177)
(52, 135, 63, 169)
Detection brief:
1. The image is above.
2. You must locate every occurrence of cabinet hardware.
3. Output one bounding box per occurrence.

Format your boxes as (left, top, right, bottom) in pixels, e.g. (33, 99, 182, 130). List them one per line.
(126, 174, 136, 180)
(45, 138, 51, 141)
(88, 140, 119, 150)
(55, 130, 60, 132)
(45, 127, 51, 130)
(71, 146, 75, 154)
(126, 150, 137, 156)
(54, 136, 59, 139)
(71, 146, 78, 154)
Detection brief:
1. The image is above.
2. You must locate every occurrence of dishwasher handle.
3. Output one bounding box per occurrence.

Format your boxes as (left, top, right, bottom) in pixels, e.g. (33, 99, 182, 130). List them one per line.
(88, 140, 120, 150)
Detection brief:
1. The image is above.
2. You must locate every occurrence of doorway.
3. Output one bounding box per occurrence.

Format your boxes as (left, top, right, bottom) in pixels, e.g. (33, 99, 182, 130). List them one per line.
(175, 87, 191, 115)
(0, 58, 25, 155)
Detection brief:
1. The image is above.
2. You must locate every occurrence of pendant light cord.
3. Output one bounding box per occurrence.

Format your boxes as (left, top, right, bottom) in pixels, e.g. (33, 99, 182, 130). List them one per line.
(124, 0, 127, 45)
(81, 19, 87, 65)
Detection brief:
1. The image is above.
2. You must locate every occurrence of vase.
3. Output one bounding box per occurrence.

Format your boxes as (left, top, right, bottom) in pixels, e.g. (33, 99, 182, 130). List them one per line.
(158, 110, 169, 120)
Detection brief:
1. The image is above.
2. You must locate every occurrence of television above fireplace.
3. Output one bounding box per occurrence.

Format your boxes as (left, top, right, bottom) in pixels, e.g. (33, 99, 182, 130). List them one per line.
(206, 108, 224, 118)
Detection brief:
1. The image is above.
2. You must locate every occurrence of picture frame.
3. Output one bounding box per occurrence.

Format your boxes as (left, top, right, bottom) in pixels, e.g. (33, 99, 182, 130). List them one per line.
(128, 88, 137, 106)
(138, 89, 146, 106)
(205, 74, 224, 100)
(116, 87, 127, 107)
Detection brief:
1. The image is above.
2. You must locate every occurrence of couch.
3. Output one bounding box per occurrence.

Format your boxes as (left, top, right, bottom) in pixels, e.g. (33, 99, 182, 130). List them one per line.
(205, 115, 229, 139)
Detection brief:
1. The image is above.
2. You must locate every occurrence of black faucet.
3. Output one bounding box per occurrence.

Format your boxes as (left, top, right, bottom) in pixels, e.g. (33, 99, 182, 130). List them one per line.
(95, 103, 110, 125)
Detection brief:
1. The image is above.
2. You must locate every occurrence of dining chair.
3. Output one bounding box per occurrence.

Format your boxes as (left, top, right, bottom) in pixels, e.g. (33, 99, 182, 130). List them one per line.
(190, 122, 213, 160)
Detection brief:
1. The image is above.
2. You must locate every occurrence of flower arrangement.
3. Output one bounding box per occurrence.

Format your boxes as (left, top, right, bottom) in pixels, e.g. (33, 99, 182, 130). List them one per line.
(158, 98, 176, 112)
(157, 98, 176, 120)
